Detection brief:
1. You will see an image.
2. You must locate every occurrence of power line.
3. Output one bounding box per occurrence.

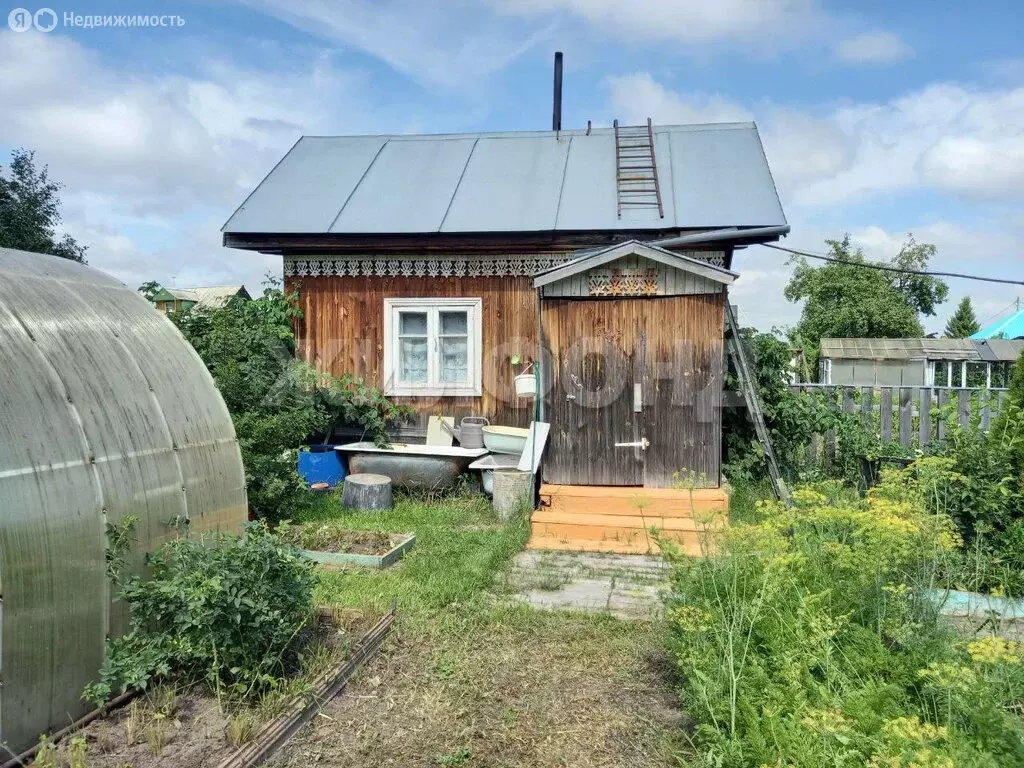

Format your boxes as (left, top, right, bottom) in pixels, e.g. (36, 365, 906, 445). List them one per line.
(760, 242, 1024, 287)
(978, 296, 1022, 326)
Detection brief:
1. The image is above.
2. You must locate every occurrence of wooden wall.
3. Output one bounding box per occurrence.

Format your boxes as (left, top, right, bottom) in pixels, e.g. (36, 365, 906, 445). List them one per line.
(287, 275, 539, 428)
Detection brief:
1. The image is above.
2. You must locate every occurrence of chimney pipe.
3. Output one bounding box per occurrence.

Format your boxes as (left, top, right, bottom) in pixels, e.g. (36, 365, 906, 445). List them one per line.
(552, 51, 563, 131)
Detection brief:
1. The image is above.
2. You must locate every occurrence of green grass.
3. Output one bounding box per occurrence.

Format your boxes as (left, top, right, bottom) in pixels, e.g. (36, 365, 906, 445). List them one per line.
(725, 477, 773, 523)
(282, 489, 687, 767)
(294, 490, 529, 617)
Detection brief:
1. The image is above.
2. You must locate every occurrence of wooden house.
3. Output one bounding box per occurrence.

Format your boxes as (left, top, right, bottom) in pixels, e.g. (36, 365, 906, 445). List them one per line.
(819, 337, 1023, 389)
(223, 121, 789, 551)
(147, 285, 250, 314)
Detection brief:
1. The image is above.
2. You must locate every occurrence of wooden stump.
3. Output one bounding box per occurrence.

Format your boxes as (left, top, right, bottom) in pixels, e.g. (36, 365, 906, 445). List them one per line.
(341, 473, 393, 512)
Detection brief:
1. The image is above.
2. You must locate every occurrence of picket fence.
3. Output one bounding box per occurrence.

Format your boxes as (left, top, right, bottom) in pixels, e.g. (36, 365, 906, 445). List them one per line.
(788, 384, 1011, 464)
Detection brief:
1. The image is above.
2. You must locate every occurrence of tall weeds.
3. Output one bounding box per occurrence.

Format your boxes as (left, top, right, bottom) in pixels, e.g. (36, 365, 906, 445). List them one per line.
(664, 467, 1024, 767)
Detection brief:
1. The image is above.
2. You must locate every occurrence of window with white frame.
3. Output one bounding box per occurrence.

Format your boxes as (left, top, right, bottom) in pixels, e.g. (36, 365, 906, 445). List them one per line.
(383, 298, 482, 396)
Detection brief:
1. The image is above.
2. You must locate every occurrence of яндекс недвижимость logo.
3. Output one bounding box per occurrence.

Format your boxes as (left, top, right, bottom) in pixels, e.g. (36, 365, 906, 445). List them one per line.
(8, 7, 57, 31)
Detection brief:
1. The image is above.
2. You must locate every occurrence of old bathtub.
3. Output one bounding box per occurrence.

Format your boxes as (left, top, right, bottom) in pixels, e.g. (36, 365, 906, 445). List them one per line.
(335, 442, 488, 492)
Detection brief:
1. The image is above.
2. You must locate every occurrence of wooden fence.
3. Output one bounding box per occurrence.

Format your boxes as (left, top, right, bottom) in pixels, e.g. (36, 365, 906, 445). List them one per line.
(788, 384, 1010, 460)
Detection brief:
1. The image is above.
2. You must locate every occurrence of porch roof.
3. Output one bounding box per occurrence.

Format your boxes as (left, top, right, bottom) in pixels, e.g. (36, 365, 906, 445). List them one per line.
(532, 240, 738, 289)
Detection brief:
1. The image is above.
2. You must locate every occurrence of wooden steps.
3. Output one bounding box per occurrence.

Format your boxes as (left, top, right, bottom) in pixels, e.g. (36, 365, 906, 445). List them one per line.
(528, 484, 728, 556)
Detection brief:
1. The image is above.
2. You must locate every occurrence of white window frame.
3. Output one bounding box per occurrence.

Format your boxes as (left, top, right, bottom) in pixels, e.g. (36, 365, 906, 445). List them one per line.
(383, 298, 482, 397)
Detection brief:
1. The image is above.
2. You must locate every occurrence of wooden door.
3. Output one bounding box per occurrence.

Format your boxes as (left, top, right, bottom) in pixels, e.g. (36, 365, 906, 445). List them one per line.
(543, 299, 642, 485)
(542, 295, 724, 488)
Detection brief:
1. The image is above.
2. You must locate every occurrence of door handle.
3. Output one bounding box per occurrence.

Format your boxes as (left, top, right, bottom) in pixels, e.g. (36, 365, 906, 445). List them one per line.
(614, 438, 649, 450)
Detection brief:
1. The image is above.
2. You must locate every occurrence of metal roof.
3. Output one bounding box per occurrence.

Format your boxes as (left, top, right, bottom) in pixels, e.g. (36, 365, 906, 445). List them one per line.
(820, 337, 1024, 362)
(222, 123, 787, 236)
(180, 285, 249, 309)
(977, 338, 1024, 362)
(167, 287, 200, 302)
(533, 240, 737, 288)
(971, 307, 1024, 340)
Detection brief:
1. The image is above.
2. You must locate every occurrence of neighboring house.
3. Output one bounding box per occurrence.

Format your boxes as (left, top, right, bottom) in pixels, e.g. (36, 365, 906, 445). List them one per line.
(971, 305, 1024, 340)
(222, 121, 789, 494)
(148, 285, 250, 314)
(819, 338, 1024, 389)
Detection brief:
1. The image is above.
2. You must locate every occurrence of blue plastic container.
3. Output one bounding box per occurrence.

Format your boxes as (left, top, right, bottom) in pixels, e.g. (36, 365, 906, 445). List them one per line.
(297, 445, 346, 488)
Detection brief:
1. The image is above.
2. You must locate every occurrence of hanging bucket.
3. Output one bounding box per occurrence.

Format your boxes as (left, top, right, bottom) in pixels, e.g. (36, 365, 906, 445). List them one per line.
(514, 373, 537, 398)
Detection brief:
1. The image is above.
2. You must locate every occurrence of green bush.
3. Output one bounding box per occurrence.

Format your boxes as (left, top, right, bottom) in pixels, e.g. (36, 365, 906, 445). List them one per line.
(664, 470, 1024, 767)
(724, 330, 841, 481)
(171, 278, 410, 522)
(84, 522, 317, 704)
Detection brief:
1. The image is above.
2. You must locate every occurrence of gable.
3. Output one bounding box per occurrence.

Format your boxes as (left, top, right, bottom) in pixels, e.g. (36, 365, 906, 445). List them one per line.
(540, 253, 727, 298)
(533, 240, 736, 298)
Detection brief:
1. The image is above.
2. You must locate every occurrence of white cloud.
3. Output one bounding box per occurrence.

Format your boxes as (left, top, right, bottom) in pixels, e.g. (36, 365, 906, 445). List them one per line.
(0, 29, 402, 292)
(919, 135, 1024, 199)
(232, 0, 553, 90)
(833, 30, 911, 65)
(608, 73, 1024, 207)
(606, 73, 753, 124)
(493, 0, 823, 45)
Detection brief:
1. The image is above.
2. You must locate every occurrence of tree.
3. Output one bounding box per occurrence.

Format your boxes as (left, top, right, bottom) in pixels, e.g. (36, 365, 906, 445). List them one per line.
(944, 296, 981, 338)
(137, 281, 164, 301)
(888, 235, 949, 316)
(784, 234, 948, 376)
(0, 149, 87, 263)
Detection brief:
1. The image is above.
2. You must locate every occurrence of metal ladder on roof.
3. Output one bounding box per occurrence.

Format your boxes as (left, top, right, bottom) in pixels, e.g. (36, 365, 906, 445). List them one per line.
(613, 118, 664, 219)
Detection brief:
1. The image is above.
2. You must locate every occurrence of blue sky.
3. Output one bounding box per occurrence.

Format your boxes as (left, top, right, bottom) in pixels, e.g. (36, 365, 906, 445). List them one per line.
(1, 0, 1022, 333)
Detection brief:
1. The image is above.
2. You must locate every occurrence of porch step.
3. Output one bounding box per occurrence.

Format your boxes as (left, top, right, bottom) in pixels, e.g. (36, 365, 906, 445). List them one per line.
(539, 484, 728, 517)
(529, 484, 728, 556)
(526, 532, 701, 556)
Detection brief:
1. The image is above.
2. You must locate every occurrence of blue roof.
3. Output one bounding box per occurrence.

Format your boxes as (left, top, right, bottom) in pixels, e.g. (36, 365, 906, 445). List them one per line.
(971, 308, 1024, 340)
(222, 122, 787, 236)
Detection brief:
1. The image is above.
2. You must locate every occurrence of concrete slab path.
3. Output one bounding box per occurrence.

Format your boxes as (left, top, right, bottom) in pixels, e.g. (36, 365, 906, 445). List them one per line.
(504, 550, 668, 620)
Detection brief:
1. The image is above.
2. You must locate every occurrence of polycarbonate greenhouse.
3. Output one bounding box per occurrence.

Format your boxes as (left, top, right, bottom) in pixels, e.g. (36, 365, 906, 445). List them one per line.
(0, 248, 248, 755)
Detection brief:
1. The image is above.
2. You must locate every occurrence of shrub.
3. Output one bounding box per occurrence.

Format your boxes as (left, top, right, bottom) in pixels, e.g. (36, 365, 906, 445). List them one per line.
(171, 278, 410, 522)
(84, 522, 316, 704)
(906, 404, 1024, 594)
(663, 473, 1024, 767)
(724, 330, 842, 481)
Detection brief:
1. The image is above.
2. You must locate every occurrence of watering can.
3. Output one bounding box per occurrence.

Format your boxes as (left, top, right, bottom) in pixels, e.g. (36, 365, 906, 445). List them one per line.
(441, 416, 489, 449)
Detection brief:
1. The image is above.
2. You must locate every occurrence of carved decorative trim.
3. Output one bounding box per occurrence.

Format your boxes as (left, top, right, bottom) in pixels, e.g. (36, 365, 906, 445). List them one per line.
(284, 251, 725, 278)
(589, 268, 660, 296)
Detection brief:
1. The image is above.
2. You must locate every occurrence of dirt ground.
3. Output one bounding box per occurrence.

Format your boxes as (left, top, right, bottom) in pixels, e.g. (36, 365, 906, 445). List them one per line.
(53, 690, 236, 768)
(948, 614, 1024, 642)
(275, 608, 687, 768)
(34, 609, 376, 768)
(283, 525, 404, 554)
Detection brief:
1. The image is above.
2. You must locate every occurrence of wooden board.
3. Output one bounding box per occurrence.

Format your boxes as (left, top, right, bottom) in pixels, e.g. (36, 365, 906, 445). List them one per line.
(517, 421, 550, 472)
(527, 482, 728, 555)
(425, 416, 454, 446)
(541, 294, 724, 488)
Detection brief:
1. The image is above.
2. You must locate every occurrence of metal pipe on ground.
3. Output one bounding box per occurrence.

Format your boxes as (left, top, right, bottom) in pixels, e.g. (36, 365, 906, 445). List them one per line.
(214, 609, 396, 768)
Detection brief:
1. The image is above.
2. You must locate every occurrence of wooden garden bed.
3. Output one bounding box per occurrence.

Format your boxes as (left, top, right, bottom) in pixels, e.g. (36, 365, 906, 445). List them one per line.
(281, 523, 416, 568)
